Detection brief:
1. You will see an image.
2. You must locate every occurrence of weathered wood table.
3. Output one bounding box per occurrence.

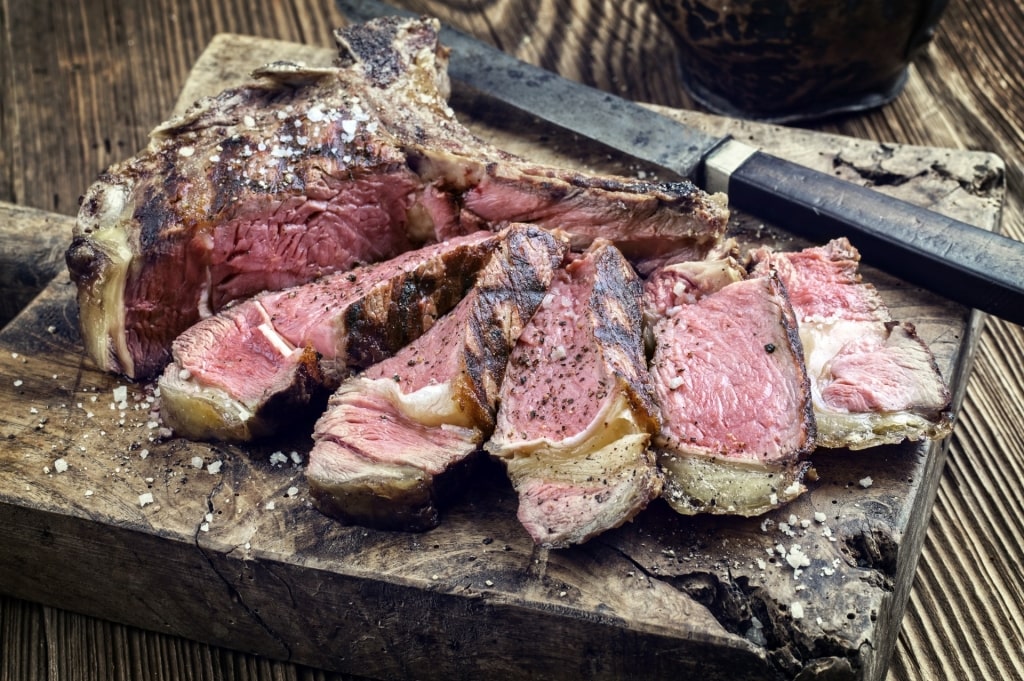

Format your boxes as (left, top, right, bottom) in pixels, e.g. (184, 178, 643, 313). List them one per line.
(2, 1, 1022, 679)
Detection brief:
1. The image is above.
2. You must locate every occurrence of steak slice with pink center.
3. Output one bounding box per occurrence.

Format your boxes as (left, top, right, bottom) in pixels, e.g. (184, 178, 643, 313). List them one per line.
(158, 231, 502, 441)
(749, 238, 952, 449)
(307, 225, 568, 531)
(486, 240, 661, 548)
(646, 258, 815, 516)
(67, 16, 728, 381)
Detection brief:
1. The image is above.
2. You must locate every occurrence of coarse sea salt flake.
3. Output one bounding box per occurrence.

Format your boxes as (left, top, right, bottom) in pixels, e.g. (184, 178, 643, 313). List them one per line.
(178, 146, 195, 157)
(191, 456, 204, 469)
(270, 451, 288, 466)
(112, 386, 128, 403)
(54, 458, 69, 473)
(859, 476, 874, 488)
(786, 545, 811, 570)
(207, 460, 223, 474)
(814, 511, 827, 523)
(286, 486, 299, 497)
(791, 602, 805, 619)
(139, 492, 154, 507)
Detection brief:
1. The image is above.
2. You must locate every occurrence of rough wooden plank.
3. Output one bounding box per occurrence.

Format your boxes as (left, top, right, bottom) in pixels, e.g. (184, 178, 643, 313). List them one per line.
(0, 203, 73, 328)
(0, 33, 1006, 681)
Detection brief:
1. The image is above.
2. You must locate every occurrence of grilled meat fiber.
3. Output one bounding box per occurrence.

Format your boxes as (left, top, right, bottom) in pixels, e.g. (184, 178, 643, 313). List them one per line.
(158, 230, 502, 441)
(487, 240, 661, 548)
(62, 15, 955, 543)
(307, 225, 568, 531)
(749, 238, 952, 449)
(66, 16, 728, 380)
(645, 257, 816, 516)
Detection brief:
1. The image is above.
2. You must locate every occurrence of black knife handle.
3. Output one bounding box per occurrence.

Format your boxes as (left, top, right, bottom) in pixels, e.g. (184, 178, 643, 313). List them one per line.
(717, 145, 1023, 325)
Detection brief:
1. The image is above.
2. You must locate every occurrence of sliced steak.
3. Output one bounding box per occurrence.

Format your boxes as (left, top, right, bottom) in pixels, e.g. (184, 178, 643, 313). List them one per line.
(307, 225, 568, 531)
(647, 259, 815, 516)
(749, 238, 952, 449)
(158, 230, 502, 441)
(67, 16, 728, 381)
(486, 240, 660, 548)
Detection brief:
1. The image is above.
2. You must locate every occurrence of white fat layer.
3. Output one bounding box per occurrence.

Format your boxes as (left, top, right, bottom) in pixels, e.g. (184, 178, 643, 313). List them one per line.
(487, 389, 645, 459)
(256, 321, 296, 358)
(362, 376, 475, 429)
(80, 183, 134, 376)
(197, 267, 214, 319)
(658, 451, 807, 517)
(799, 317, 951, 449)
(158, 364, 255, 441)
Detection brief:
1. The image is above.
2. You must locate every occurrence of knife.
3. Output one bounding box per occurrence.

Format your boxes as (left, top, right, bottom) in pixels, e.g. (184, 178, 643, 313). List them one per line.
(337, 0, 1024, 326)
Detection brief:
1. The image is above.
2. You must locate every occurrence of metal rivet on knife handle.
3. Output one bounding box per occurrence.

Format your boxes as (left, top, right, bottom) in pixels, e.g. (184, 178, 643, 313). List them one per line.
(703, 140, 758, 195)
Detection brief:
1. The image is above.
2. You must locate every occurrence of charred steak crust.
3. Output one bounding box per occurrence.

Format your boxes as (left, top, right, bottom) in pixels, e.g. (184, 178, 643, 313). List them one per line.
(157, 231, 503, 442)
(590, 243, 661, 426)
(68, 16, 728, 380)
(488, 239, 662, 547)
(306, 224, 569, 531)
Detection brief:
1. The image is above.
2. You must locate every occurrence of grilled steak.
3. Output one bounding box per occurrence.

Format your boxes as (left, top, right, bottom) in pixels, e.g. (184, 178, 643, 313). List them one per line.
(158, 230, 502, 441)
(749, 238, 952, 449)
(307, 225, 568, 531)
(66, 16, 729, 381)
(486, 240, 661, 547)
(646, 258, 815, 516)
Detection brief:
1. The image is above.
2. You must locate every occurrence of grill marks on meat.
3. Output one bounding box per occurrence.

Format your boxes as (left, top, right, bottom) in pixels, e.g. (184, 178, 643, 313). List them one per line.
(307, 225, 568, 530)
(646, 258, 815, 516)
(68, 55, 426, 380)
(67, 16, 728, 380)
(157, 231, 502, 441)
(458, 165, 728, 259)
(749, 238, 952, 449)
(487, 240, 661, 548)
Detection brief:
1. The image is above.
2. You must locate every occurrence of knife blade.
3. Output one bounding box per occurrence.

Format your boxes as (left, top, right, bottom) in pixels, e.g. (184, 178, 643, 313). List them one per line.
(337, 0, 1024, 326)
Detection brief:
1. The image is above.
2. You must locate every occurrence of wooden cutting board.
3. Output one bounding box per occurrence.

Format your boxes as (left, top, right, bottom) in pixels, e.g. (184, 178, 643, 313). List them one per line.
(0, 34, 1006, 681)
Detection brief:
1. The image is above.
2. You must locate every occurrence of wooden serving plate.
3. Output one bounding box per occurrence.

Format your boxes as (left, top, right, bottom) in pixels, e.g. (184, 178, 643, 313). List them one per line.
(0, 34, 1006, 681)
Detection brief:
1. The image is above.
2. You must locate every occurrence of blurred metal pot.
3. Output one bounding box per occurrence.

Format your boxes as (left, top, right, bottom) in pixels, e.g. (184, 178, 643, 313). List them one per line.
(649, 0, 949, 122)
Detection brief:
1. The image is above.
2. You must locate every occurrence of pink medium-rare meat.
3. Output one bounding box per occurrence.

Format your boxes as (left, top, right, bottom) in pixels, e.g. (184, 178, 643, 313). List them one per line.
(66, 16, 729, 381)
(486, 240, 661, 548)
(749, 238, 952, 449)
(307, 225, 568, 531)
(647, 258, 815, 516)
(457, 165, 728, 259)
(158, 231, 502, 442)
(66, 26, 430, 381)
